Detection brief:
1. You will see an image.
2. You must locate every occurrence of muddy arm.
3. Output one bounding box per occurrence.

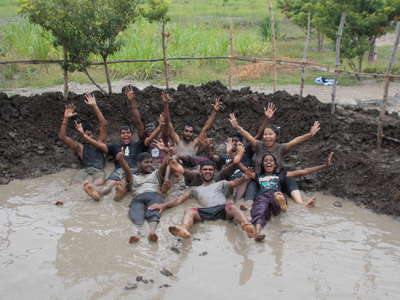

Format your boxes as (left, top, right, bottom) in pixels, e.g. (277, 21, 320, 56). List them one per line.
(194, 97, 221, 146)
(228, 113, 257, 150)
(75, 122, 108, 153)
(58, 104, 83, 159)
(287, 152, 334, 178)
(125, 87, 145, 140)
(148, 192, 191, 213)
(228, 168, 255, 188)
(254, 103, 277, 139)
(116, 150, 133, 185)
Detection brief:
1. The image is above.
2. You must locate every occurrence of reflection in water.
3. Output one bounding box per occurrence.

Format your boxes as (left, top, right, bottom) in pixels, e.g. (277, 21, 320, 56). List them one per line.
(1, 172, 400, 299)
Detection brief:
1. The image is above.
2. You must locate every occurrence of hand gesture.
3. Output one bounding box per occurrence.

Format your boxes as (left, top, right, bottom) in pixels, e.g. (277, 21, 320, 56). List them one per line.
(126, 86, 136, 102)
(233, 142, 245, 164)
(243, 167, 256, 180)
(309, 121, 320, 136)
(84, 93, 97, 107)
(264, 102, 277, 119)
(64, 103, 77, 119)
(74, 120, 84, 134)
(148, 203, 166, 213)
(225, 138, 233, 156)
(211, 96, 222, 112)
(325, 152, 334, 166)
(116, 146, 125, 161)
(228, 113, 240, 129)
(161, 92, 170, 104)
(154, 139, 168, 152)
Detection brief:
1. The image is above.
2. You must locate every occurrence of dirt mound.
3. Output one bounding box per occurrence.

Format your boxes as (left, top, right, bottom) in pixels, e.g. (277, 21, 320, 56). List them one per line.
(1, 81, 399, 215)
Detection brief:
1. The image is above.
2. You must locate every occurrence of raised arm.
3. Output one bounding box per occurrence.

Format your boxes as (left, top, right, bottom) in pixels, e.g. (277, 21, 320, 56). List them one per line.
(285, 121, 320, 152)
(287, 152, 334, 178)
(228, 167, 255, 188)
(144, 114, 166, 147)
(195, 96, 221, 145)
(255, 102, 277, 140)
(148, 192, 191, 213)
(74, 121, 108, 153)
(116, 147, 133, 184)
(58, 104, 83, 158)
(126, 86, 145, 140)
(219, 142, 245, 179)
(84, 93, 108, 142)
(229, 113, 257, 149)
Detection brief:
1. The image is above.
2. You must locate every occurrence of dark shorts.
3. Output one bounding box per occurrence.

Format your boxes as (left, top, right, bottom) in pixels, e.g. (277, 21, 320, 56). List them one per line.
(281, 176, 299, 194)
(107, 167, 137, 181)
(195, 202, 234, 221)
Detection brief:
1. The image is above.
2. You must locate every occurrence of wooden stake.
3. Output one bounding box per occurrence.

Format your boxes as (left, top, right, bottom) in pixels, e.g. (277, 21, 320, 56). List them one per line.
(229, 19, 234, 90)
(377, 21, 400, 149)
(331, 11, 346, 114)
(161, 19, 170, 89)
(268, 1, 277, 92)
(62, 46, 69, 101)
(299, 11, 311, 100)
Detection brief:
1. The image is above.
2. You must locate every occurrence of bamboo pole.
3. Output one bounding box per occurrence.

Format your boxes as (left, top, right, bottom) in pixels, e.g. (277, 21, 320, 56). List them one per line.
(161, 19, 170, 89)
(62, 46, 69, 101)
(228, 19, 234, 90)
(299, 11, 311, 100)
(331, 11, 346, 115)
(268, 1, 277, 92)
(377, 21, 400, 149)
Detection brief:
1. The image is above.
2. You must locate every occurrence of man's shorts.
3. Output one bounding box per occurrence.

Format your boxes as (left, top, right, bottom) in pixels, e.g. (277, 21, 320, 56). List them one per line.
(75, 167, 105, 182)
(107, 168, 137, 181)
(195, 202, 234, 221)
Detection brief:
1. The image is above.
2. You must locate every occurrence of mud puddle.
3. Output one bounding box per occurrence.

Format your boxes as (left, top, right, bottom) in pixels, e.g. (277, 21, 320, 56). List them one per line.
(1, 170, 400, 299)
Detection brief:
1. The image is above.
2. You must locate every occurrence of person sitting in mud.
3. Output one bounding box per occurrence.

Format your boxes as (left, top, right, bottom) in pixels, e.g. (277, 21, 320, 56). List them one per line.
(229, 112, 321, 208)
(117, 148, 183, 243)
(163, 93, 222, 166)
(251, 152, 334, 242)
(58, 94, 107, 202)
(77, 87, 159, 201)
(148, 159, 257, 240)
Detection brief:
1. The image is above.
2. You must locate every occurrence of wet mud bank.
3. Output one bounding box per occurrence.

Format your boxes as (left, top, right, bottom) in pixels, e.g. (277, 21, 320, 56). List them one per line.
(0, 81, 399, 215)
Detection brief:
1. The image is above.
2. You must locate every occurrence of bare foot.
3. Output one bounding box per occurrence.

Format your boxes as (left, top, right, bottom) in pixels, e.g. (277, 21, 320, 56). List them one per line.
(304, 196, 316, 208)
(114, 182, 125, 201)
(255, 234, 266, 242)
(168, 225, 191, 239)
(84, 183, 100, 201)
(129, 236, 140, 244)
(241, 223, 256, 238)
(275, 192, 287, 212)
(161, 180, 172, 194)
(148, 232, 158, 242)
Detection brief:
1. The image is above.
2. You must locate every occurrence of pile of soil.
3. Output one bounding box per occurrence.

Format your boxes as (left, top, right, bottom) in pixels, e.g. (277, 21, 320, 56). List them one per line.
(1, 81, 399, 215)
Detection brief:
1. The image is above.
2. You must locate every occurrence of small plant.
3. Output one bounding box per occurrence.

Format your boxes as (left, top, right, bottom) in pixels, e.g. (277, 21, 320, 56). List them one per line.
(259, 15, 279, 41)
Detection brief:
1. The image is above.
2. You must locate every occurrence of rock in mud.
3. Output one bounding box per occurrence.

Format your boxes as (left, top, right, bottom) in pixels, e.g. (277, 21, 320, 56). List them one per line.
(333, 201, 343, 208)
(124, 283, 138, 290)
(160, 268, 173, 277)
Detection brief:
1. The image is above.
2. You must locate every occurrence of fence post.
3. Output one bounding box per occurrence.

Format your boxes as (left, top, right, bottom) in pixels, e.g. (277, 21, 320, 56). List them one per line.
(299, 11, 311, 100)
(161, 19, 170, 89)
(229, 19, 234, 90)
(377, 21, 400, 149)
(331, 11, 346, 114)
(62, 46, 69, 101)
(268, 0, 277, 93)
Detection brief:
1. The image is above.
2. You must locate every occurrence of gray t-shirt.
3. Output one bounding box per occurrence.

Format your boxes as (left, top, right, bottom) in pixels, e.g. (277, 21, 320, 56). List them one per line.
(190, 180, 232, 207)
(254, 141, 289, 174)
(131, 170, 162, 197)
(176, 140, 198, 157)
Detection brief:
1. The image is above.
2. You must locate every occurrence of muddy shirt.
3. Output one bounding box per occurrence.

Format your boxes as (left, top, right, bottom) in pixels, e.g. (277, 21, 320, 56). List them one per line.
(131, 170, 162, 198)
(81, 143, 105, 170)
(254, 141, 289, 174)
(256, 171, 286, 193)
(183, 169, 225, 187)
(107, 140, 146, 170)
(190, 180, 232, 207)
(176, 140, 198, 157)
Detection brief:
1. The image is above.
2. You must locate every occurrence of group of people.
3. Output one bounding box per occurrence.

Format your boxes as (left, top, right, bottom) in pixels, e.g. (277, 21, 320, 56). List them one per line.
(59, 87, 333, 243)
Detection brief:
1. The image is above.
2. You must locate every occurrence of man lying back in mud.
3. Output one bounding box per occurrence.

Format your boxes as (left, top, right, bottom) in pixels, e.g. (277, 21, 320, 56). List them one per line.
(148, 156, 257, 241)
(163, 93, 222, 166)
(58, 94, 107, 203)
(76, 87, 158, 201)
(116, 147, 183, 243)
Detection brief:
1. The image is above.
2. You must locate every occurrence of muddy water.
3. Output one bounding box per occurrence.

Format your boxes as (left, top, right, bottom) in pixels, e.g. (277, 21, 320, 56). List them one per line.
(1, 170, 400, 300)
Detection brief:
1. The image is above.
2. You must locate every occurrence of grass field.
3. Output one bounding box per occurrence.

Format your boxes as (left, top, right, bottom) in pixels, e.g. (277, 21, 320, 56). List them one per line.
(0, 0, 395, 89)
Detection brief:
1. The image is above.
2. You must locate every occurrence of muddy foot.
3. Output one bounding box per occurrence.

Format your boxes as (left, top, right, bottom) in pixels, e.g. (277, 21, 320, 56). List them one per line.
(148, 232, 158, 242)
(305, 196, 316, 208)
(84, 183, 100, 201)
(255, 234, 266, 242)
(275, 192, 287, 212)
(168, 225, 191, 239)
(241, 223, 256, 238)
(129, 236, 140, 244)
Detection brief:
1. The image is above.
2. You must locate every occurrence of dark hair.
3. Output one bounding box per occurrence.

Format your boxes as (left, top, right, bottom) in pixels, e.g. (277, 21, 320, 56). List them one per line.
(119, 125, 132, 133)
(229, 132, 242, 141)
(145, 121, 157, 128)
(199, 160, 215, 169)
(183, 122, 194, 129)
(82, 121, 94, 133)
(137, 152, 152, 162)
(265, 125, 281, 137)
(260, 152, 278, 174)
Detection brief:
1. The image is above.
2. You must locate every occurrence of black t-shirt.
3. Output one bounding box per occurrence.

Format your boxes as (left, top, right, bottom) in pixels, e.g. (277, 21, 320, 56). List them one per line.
(256, 171, 287, 193)
(82, 143, 105, 170)
(107, 140, 146, 169)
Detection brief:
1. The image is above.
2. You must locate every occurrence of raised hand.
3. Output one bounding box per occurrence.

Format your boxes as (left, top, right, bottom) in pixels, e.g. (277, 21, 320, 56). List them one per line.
(74, 120, 84, 134)
(126, 86, 136, 102)
(211, 96, 222, 112)
(64, 103, 77, 119)
(309, 121, 320, 136)
(325, 152, 334, 166)
(115, 146, 125, 161)
(233, 142, 245, 164)
(161, 92, 170, 104)
(154, 139, 168, 152)
(84, 93, 97, 106)
(243, 167, 256, 180)
(228, 113, 240, 129)
(264, 102, 277, 119)
(225, 138, 233, 155)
